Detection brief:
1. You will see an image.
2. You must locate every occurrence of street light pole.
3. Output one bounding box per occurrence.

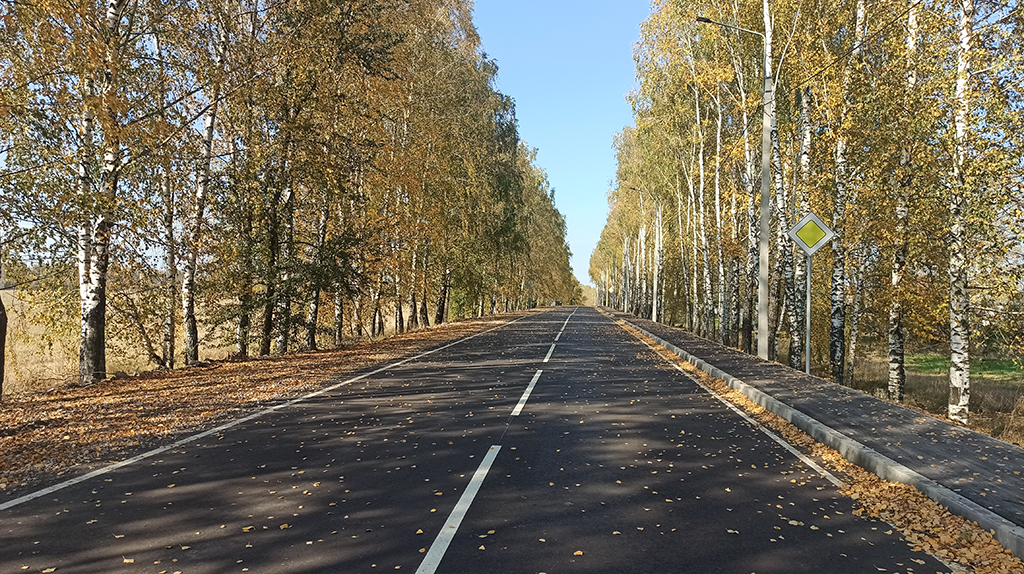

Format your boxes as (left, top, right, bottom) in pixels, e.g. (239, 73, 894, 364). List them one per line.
(696, 16, 771, 360)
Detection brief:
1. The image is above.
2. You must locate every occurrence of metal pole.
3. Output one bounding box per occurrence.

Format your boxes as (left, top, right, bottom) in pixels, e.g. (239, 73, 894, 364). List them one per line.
(758, 53, 772, 360)
(805, 253, 813, 374)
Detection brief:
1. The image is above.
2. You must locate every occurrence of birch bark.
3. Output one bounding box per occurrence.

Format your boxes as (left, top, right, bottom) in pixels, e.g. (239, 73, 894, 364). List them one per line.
(847, 254, 866, 386)
(794, 87, 813, 368)
(948, 0, 974, 424)
(889, 2, 918, 402)
(305, 193, 330, 350)
(725, 6, 758, 353)
(771, 97, 799, 369)
(274, 178, 295, 352)
(182, 15, 227, 364)
(333, 290, 344, 347)
(79, 0, 129, 385)
(830, 0, 866, 384)
(692, 88, 714, 337)
(155, 10, 175, 369)
(181, 94, 219, 364)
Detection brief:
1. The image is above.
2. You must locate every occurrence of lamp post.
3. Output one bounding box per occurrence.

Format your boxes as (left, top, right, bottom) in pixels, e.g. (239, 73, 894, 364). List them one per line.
(696, 15, 772, 360)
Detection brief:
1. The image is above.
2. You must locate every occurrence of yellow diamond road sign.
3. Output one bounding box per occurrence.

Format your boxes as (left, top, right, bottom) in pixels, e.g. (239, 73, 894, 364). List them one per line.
(788, 212, 836, 256)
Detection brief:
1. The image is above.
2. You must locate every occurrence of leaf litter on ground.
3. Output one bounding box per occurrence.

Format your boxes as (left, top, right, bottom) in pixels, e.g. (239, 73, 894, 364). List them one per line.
(0, 313, 529, 490)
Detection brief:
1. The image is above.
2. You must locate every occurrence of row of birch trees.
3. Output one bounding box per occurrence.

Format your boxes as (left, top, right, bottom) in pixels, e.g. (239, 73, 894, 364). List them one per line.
(590, 0, 1023, 423)
(0, 0, 580, 391)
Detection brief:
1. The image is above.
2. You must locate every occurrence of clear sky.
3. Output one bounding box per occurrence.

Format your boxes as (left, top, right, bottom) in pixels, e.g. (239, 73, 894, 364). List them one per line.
(471, 1, 653, 287)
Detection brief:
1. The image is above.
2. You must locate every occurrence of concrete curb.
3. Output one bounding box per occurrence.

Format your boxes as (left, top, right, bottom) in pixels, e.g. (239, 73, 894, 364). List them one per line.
(623, 319, 1024, 559)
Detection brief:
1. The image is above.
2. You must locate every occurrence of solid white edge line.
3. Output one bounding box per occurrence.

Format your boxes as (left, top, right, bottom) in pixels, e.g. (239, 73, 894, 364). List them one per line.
(0, 314, 533, 512)
(543, 343, 556, 363)
(628, 330, 842, 487)
(415, 445, 502, 574)
(511, 370, 543, 417)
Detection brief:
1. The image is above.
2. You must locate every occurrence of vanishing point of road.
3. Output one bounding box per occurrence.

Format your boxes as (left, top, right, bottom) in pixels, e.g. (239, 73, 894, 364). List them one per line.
(1, 307, 948, 573)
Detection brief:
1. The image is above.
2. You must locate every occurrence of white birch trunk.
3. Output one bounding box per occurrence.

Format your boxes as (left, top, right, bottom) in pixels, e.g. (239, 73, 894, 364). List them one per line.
(653, 202, 663, 322)
(77, 89, 100, 385)
(771, 98, 800, 369)
(830, 0, 866, 384)
(794, 87, 813, 369)
(847, 254, 866, 387)
(275, 185, 295, 351)
(333, 290, 344, 347)
(726, 14, 758, 352)
(305, 194, 330, 350)
(155, 10, 175, 369)
(78, 0, 128, 385)
(948, 0, 974, 424)
(622, 235, 631, 313)
(889, 2, 918, 402)
(676, 188, 690, 328)
(182, 17, 227, 363)
(181, 93, 219, 364)
(692, 87, 714, 337)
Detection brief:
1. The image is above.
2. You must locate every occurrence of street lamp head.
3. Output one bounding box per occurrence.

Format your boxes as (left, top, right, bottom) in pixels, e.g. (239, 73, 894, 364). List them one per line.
(696, 16, 714, 24)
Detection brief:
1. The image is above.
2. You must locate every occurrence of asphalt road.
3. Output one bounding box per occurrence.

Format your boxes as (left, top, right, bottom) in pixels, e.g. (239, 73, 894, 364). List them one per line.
(1, 307, 948, 573)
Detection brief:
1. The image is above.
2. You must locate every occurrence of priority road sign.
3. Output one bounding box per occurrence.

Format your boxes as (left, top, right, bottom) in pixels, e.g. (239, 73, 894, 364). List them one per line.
(787, 212, 836, 374)
(788, 212, 836, 256)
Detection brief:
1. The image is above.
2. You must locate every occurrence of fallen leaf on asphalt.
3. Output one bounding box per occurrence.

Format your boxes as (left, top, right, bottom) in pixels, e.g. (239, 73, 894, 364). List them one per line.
(573, 550, 584, 556)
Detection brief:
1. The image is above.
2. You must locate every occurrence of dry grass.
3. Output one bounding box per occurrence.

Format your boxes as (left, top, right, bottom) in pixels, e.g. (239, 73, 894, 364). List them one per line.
(2, 291, 78, 394)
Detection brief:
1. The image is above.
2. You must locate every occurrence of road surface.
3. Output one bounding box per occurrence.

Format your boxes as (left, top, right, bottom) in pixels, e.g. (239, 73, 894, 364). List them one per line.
(1, 307, 947, 573)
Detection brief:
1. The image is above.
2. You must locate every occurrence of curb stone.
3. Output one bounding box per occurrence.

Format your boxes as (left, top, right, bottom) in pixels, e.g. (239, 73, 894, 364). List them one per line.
(622, 318, 1024, 559)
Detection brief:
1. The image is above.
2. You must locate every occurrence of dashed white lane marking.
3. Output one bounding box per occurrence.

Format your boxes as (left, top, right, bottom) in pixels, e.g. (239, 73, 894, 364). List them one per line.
(415, 445, 502, 574)
(0, 315, 532, 512)
(543, 343, 556, 363)
(554, 331, 562, 342)
(511, 370, 544, 416)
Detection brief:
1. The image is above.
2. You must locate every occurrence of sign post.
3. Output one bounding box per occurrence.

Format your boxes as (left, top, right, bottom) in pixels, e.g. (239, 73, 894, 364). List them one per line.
(787, 212, 836, 374)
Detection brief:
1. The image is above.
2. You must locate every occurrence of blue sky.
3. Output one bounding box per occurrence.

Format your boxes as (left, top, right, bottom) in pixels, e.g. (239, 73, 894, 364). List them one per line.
(472, 1, 653, 287)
